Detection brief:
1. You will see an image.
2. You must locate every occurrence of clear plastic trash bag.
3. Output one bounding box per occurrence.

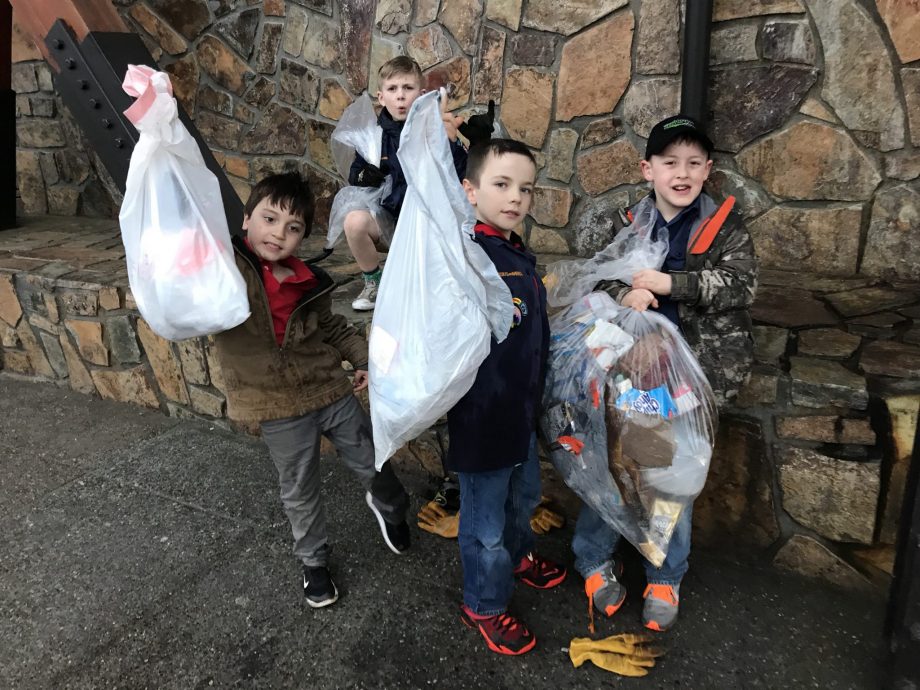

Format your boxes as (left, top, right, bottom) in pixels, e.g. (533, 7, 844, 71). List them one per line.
(544, 195, 667, 308)
(368, 90, 514, 469)
(118, 65, 249, 341)
(540, 292, 715, 566)
(326, 93, 393, 249)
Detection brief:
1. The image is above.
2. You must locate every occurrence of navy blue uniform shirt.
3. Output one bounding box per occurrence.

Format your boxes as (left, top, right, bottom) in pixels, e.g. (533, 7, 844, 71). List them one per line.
(446, 223, 550, 474)
(650, 193, 701, 328)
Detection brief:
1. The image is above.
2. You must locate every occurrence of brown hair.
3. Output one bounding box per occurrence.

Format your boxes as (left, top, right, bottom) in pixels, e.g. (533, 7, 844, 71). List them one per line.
(244, 172, 315, 235)
(378, 55, 424, 84)
(465, 139, 537, 185)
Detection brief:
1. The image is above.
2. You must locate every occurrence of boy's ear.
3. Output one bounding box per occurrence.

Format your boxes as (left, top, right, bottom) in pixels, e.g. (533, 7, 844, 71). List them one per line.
(462, 179, 477, 206)
(640, 159, 654, 183)
(704, 159, 713, 179)
(242, 213, 251, 230)
(376, 90, 384, 106)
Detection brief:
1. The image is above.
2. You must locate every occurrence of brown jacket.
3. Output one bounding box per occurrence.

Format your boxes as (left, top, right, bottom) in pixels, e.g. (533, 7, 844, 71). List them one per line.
(210, 238, 368, 426)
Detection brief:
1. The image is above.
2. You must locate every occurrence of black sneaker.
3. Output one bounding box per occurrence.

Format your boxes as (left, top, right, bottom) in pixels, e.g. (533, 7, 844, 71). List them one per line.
(303, 565, 338, 608)
(365, 491, 410, 555)
(433, 476, 460, 513)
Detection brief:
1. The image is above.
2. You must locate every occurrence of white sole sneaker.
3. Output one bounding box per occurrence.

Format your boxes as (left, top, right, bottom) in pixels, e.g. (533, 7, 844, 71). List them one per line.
(303, 575, 339, 608)
(351, 298, 375, 311)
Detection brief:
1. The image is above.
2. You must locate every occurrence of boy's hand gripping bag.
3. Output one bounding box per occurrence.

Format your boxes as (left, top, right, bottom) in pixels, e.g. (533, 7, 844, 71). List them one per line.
(368, 90, 514, 469)
(118, 65, 249, 341)
(543, 195, 666, 308)
(326, 93, 395, 249)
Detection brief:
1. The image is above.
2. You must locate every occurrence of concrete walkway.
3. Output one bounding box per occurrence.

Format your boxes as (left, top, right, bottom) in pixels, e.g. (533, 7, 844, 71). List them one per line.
(0, 377, 887, 688)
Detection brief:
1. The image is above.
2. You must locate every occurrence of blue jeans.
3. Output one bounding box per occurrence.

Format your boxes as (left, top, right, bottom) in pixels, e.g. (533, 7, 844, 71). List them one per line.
(457, 435, 542, 616)
(572, 502, 693, 585)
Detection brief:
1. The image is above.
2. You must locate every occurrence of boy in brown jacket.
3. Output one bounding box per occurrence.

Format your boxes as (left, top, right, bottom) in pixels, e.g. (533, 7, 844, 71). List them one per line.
(210, 172, 410, 608)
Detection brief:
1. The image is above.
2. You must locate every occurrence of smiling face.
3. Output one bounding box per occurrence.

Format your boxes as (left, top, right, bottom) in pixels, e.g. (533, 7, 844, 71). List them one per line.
(243, 198, 306, 264)
(377, 72, 424, 121)
(463, 151, 537, 236)
(641, 139, 713, 222)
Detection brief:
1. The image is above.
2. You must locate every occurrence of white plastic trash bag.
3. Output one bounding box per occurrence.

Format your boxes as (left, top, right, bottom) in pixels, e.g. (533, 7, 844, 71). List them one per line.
(118, 65, 249, 341)
(326, 93, 395, 249)
(544, 195, 667, 307)
(369, 90, 514, 469)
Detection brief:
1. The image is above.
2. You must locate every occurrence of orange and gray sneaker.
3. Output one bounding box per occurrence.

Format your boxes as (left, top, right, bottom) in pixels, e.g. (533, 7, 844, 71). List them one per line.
(642, 583, 680, 632)
(585, 561, 626, 623)
(460, 605, 537, 656)
(513, 552, 567, 589)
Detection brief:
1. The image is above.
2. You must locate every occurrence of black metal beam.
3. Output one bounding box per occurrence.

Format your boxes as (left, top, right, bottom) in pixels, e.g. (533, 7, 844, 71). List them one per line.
(1, 0, 15, 230)
(680, 0, 714, 125)
(44, 20, 243, 234)
(886, 401, 920, 688)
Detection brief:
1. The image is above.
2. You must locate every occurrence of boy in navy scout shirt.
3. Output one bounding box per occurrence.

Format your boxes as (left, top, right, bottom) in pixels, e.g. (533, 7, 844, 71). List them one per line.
(447, 139, 567, 656)
(573, 115, 757, 632)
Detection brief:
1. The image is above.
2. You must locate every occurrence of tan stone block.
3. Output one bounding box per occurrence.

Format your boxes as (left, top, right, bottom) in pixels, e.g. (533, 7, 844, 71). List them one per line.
(798, 328, 860, 359)
(776, 416, 876, 445)
(318, 79, 353, 121)
(368, 36, 404, 94)
(748, 205, 863, 275)
(878, 0, 920, 64)
(1, 322, 19, 348)
(229, 176, 252, 205)
(124, 290, 137, 310)
(694, 417, 780, 549)
(64, 319, 108, 367)
(205, 338, 227, 394)
(581, 117, 623, 150)
(177, 339, 210, 386)
(424, 56, 471, 111)
(59, 334, 96, 395)
(773, 535, 872, 591)
(545, 128, 578, 183)
(27, 313, 60, 334)
(879, 395, 919, 544)
(197, 35, 253, 95)
(98, 286, 120, 311)
(16, 320, 54, 378)
(576, 139, 643, 196)
(137, 320, 190, 405)
(500, 68, 554, 148)
(529, 186, 572, 228)
(91, 366, 160, 409)
(0, 273, 23, 327)
(737, 121, 881, 201)
(472, 25, 504, 104)
(224, 156, 250, 180)
(850, 544, 896, 576)
(43, 293, 60, 323)
(12, 19, 42, 63)
(556, 11, 633, 122)
(799, 97, 838, 124)
(301, 13, 342, 71)
(778, 447, 878, 544)
(713, 0, 803, 21)
(376, 0, 411, 34)
(129, 4, 187, 56)
(485, 0, 522, 30)
(635, 0, 680, 75)
(523, 0, 628, 35)
(2, 349, 32, 375)
(735, 371, 779, 408)
(189, 385, 226, 418)
(264, 0, 285, 16)
(57, 288, 99, 317)
(439, 0, 483, 55)
(527, 226, 569, 254)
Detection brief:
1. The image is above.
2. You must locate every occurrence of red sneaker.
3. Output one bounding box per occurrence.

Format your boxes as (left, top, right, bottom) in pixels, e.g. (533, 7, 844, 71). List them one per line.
(514, 552, 567, 589)
(460, 605, 537, 656)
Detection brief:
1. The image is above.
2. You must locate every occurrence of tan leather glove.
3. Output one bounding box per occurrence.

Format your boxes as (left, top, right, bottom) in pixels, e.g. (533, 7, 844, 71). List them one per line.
(417, 500, 459, 539)
(530, 496, 565, 534)
(569, 634, 665, 677)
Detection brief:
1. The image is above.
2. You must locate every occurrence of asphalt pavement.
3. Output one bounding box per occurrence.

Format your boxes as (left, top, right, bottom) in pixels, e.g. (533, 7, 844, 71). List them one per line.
(0, 377, 888, 688)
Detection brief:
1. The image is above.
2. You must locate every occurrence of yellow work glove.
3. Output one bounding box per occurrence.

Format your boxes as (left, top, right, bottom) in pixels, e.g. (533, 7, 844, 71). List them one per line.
(569, 634, 665, 678)
(417, 500, 459, 538)
(530, 496, 565, 534)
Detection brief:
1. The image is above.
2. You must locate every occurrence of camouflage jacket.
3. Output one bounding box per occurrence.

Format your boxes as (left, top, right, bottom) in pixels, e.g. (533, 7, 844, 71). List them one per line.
(599, 193, 758, 408)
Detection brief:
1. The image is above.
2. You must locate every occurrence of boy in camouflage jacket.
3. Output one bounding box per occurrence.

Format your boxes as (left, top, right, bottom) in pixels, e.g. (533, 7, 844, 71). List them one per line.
(573, 115, 758, 632)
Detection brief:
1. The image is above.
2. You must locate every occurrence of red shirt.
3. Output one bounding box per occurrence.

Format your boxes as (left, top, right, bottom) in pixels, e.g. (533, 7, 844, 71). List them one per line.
(474, 222, 525, 249)
(246, 240, 319, 345)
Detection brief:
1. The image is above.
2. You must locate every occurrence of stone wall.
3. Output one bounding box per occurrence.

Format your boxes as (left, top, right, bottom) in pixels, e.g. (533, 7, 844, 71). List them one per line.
(11, 0, 920, 278)
(8, 0, 920, 589)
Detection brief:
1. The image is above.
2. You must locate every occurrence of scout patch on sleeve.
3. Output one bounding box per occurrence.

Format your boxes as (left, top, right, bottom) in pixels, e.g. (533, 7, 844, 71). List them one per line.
(512, 296, 528, 328)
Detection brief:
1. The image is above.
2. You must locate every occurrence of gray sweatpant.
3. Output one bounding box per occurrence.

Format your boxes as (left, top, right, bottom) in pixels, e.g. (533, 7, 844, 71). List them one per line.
(260, 394, 409, 568)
